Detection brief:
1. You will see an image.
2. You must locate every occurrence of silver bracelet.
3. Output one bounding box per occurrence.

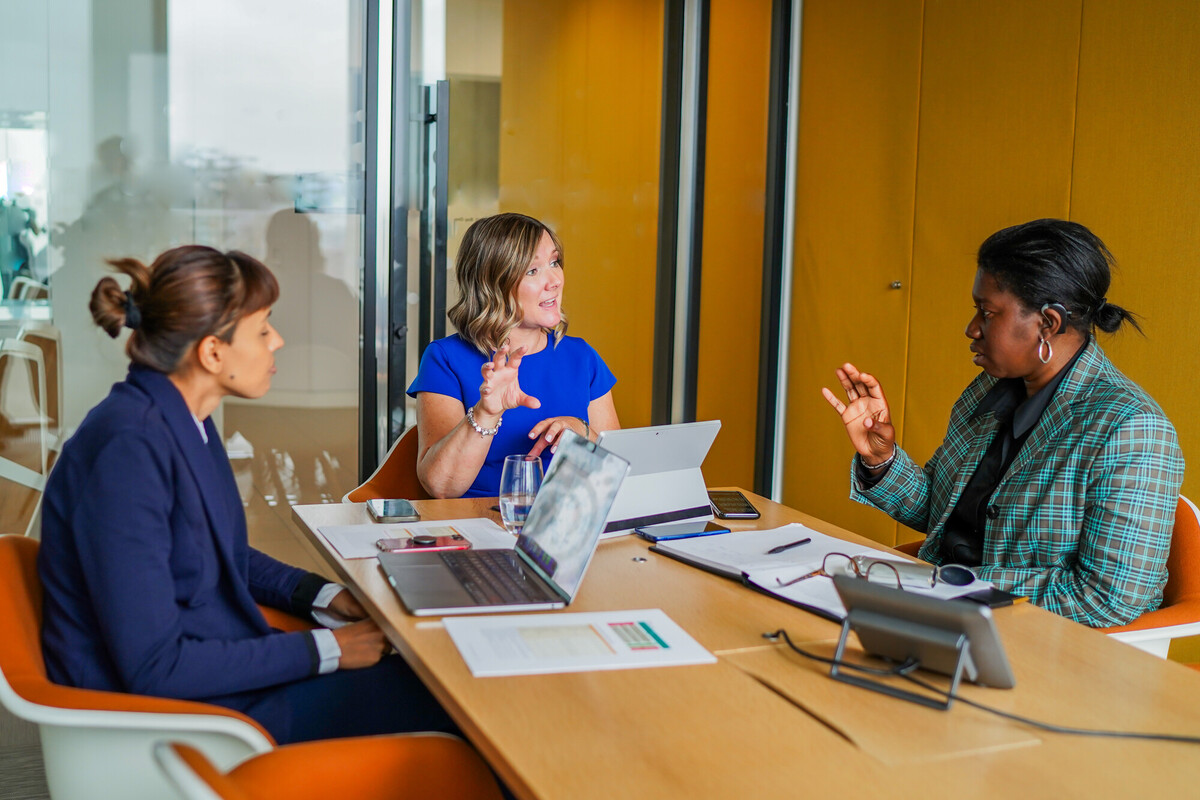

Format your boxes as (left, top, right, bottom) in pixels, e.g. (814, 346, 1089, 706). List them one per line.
(466, 406, 502, 437)
(577, 417, 592, 441)
(861, 444, 897, 471)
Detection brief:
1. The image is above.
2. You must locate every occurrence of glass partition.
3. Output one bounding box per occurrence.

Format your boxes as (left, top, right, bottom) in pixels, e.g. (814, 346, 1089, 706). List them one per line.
(0, 1, 368, 556)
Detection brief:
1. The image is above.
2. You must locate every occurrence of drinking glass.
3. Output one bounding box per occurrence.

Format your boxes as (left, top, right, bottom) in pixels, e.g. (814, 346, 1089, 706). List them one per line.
(499, 454, 543, 535)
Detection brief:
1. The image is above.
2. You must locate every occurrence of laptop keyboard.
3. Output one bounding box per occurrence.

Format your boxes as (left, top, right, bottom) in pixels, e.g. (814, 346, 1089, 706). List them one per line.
(440, 549, 557, 605)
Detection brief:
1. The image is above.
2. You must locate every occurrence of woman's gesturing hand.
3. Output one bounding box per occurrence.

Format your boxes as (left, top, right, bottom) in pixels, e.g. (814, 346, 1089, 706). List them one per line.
(477, 344, 542, 418)
(821, 363, 896, 465)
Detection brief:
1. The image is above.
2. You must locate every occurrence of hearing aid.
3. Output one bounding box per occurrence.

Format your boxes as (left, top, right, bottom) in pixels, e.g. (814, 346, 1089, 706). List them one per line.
(1040, 303, 1069, 334)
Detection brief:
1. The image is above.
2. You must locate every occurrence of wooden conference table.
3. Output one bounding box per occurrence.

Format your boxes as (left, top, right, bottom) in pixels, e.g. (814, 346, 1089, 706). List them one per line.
(292, 491, 1200, 799)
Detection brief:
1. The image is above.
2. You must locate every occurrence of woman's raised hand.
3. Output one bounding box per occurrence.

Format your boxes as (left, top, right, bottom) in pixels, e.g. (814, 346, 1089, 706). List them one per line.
(821, 363, 895, 465)
(477, 344, 542, 417)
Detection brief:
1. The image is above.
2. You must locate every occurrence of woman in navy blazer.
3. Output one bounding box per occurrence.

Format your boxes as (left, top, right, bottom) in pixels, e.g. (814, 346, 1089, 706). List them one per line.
(38, 246, 454, 743)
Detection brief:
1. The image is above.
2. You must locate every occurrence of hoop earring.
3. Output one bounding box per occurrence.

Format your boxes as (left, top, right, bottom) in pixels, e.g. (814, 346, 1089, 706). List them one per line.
(1037, 336, 1052, 364)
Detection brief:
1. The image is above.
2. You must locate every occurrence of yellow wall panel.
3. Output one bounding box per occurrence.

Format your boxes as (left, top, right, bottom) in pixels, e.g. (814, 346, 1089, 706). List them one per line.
(1070, 0, 1200, 502)
(782, 0, 924, 546)
(500, 0, 663, 428)
(902, 0, 1081, 540)
(696, 0, 772, 488)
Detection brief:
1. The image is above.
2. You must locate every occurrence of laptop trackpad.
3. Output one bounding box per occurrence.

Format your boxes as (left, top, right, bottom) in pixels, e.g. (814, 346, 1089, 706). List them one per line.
(386, 560, 479, 608)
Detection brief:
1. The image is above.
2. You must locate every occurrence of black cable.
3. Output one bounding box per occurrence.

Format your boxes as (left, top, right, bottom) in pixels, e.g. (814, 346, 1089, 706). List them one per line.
(764, 629, 920, 677)
(765, 628, 1200, 745)
(899, 672, 1200, 745)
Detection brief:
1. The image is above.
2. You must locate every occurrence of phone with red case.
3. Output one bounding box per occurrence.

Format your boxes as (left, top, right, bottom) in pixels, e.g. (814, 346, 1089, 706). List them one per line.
(375, 534, 470, 553)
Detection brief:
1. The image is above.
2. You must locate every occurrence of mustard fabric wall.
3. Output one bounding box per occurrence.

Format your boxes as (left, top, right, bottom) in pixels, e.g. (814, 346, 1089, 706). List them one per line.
(902, 0, 1082, 544)
(782, 0, 923, 545)
(785, 0, 1200, 547)
(499, 0, 664, 428)
(695, 0, 772, 488)
(1070, 0, 1200, 505)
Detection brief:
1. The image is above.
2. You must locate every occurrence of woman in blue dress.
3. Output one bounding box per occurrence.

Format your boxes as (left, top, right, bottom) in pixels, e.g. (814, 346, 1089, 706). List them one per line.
(409, 213, 620, 498)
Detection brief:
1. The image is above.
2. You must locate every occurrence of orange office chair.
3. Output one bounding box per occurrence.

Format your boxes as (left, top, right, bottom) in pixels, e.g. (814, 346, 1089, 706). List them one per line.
(344, 425, 432, 502)
(154, 736, 503, 800)
(0, 534, 315, 799)
(1103, 495, 1200, 657)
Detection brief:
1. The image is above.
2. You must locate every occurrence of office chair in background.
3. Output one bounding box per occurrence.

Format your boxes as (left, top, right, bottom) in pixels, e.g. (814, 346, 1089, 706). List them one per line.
(344, 426, 431, 503)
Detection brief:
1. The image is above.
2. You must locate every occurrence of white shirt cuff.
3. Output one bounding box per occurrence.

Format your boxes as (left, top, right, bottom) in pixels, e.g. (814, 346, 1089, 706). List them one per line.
(311, 628, 341, 674)
(310, 583, 353, 629)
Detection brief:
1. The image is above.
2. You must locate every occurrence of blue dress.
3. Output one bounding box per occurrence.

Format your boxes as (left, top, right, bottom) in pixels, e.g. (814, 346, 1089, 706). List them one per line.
(407, 334, 616, 497)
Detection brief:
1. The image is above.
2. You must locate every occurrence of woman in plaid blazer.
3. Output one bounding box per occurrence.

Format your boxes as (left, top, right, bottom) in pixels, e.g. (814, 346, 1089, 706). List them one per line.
(824, 219, 1184, 627)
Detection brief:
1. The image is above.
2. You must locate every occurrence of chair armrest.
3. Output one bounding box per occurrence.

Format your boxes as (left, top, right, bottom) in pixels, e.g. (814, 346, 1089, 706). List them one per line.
(1100, 598, 1200, 634)
(3, 675, 274, 748)
(258, 605, 317, 633)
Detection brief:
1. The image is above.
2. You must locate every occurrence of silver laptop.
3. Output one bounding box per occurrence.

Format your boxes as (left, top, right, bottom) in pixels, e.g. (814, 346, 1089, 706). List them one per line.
(593, 420, 721, 536)
(379, 431, 630, 616)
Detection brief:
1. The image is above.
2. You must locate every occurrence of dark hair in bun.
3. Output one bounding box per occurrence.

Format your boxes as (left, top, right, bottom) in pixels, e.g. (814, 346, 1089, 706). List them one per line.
(90, 245, 279, 373)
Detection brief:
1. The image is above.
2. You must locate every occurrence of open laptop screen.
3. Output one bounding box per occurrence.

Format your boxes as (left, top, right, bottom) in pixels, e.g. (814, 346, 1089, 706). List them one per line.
(515, 431, 629, 598)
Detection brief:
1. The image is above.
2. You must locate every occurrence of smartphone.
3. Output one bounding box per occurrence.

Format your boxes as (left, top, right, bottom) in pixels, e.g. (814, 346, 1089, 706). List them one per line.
(376, 533, 470, 553)
(635, 520, 730, 542)
(367, 498, 420, 523)
(708, 490, 760, 520)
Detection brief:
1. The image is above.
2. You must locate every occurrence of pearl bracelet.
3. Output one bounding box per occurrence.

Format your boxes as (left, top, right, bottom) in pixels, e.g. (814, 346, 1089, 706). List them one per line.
(467, 406, 502, 437)
(861, 444, 897, 471)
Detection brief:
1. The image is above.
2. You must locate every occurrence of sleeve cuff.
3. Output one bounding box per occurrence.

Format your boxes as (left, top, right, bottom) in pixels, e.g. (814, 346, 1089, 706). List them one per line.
(311, 628, 342, 675)
(289, 573, 331, 617)
(853, 454, 891, 490)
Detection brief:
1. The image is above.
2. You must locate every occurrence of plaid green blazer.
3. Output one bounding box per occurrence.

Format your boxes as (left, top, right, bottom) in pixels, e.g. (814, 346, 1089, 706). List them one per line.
(851, 340, 1184, 627)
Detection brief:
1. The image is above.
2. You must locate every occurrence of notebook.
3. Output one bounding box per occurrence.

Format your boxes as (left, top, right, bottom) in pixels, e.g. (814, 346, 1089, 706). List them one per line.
(592, 420, 721, 537)
(379, 431, 630, 616)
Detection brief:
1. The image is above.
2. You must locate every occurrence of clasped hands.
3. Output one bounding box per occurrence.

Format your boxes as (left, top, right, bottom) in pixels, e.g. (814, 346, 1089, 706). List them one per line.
(324, 589, 393, 670)
(476, 343, 589, 456)
(821, 362, 896, 468)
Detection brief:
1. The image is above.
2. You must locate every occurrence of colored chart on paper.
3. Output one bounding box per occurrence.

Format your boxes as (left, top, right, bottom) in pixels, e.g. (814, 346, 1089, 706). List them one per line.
(609, 621, 669, 651)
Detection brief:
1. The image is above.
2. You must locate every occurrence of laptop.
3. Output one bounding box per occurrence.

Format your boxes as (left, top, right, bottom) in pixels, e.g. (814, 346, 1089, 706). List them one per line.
(379, 431, 630, 616)
(592, 420, 721, 536)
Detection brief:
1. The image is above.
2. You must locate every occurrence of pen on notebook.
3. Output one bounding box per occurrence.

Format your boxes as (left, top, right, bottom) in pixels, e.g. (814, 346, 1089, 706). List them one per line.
(766, 537, 811, 555)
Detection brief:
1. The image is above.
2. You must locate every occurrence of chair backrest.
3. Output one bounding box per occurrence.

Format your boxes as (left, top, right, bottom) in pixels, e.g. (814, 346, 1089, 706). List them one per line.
(8, 276, 49, 301)
(1164, 495, 1200, 607)
(17, 323, 62, 434)
(345, 426, 431, 502)
(0, 535, 47, 695)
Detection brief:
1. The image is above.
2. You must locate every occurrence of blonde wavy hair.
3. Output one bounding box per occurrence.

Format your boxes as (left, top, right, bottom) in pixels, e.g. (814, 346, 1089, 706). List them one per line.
(449, 213, 568, 354)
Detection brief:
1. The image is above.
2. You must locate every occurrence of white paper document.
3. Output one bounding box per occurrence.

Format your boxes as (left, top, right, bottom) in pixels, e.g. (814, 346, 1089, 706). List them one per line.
(443, 609, 716, 677)
(318, 518, 515, 559)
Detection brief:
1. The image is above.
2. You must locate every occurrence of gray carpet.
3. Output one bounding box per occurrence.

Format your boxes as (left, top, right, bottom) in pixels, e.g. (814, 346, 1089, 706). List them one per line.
(0, 744, 49, 800)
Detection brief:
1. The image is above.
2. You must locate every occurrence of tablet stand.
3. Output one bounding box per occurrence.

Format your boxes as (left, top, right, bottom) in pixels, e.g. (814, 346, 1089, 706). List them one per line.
(829, 608, 974, 710)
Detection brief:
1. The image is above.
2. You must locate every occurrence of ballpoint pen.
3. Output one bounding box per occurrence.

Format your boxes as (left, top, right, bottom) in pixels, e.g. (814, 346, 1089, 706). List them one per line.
(766, 537, 811, 555)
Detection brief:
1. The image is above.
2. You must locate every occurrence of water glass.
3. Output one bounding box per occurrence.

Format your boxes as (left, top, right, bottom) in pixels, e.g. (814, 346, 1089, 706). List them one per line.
(499, 454, 543, 535)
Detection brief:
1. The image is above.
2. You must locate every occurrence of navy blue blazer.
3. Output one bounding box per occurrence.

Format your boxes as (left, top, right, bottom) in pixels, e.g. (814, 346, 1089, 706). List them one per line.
(39, 366, 320, 722)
